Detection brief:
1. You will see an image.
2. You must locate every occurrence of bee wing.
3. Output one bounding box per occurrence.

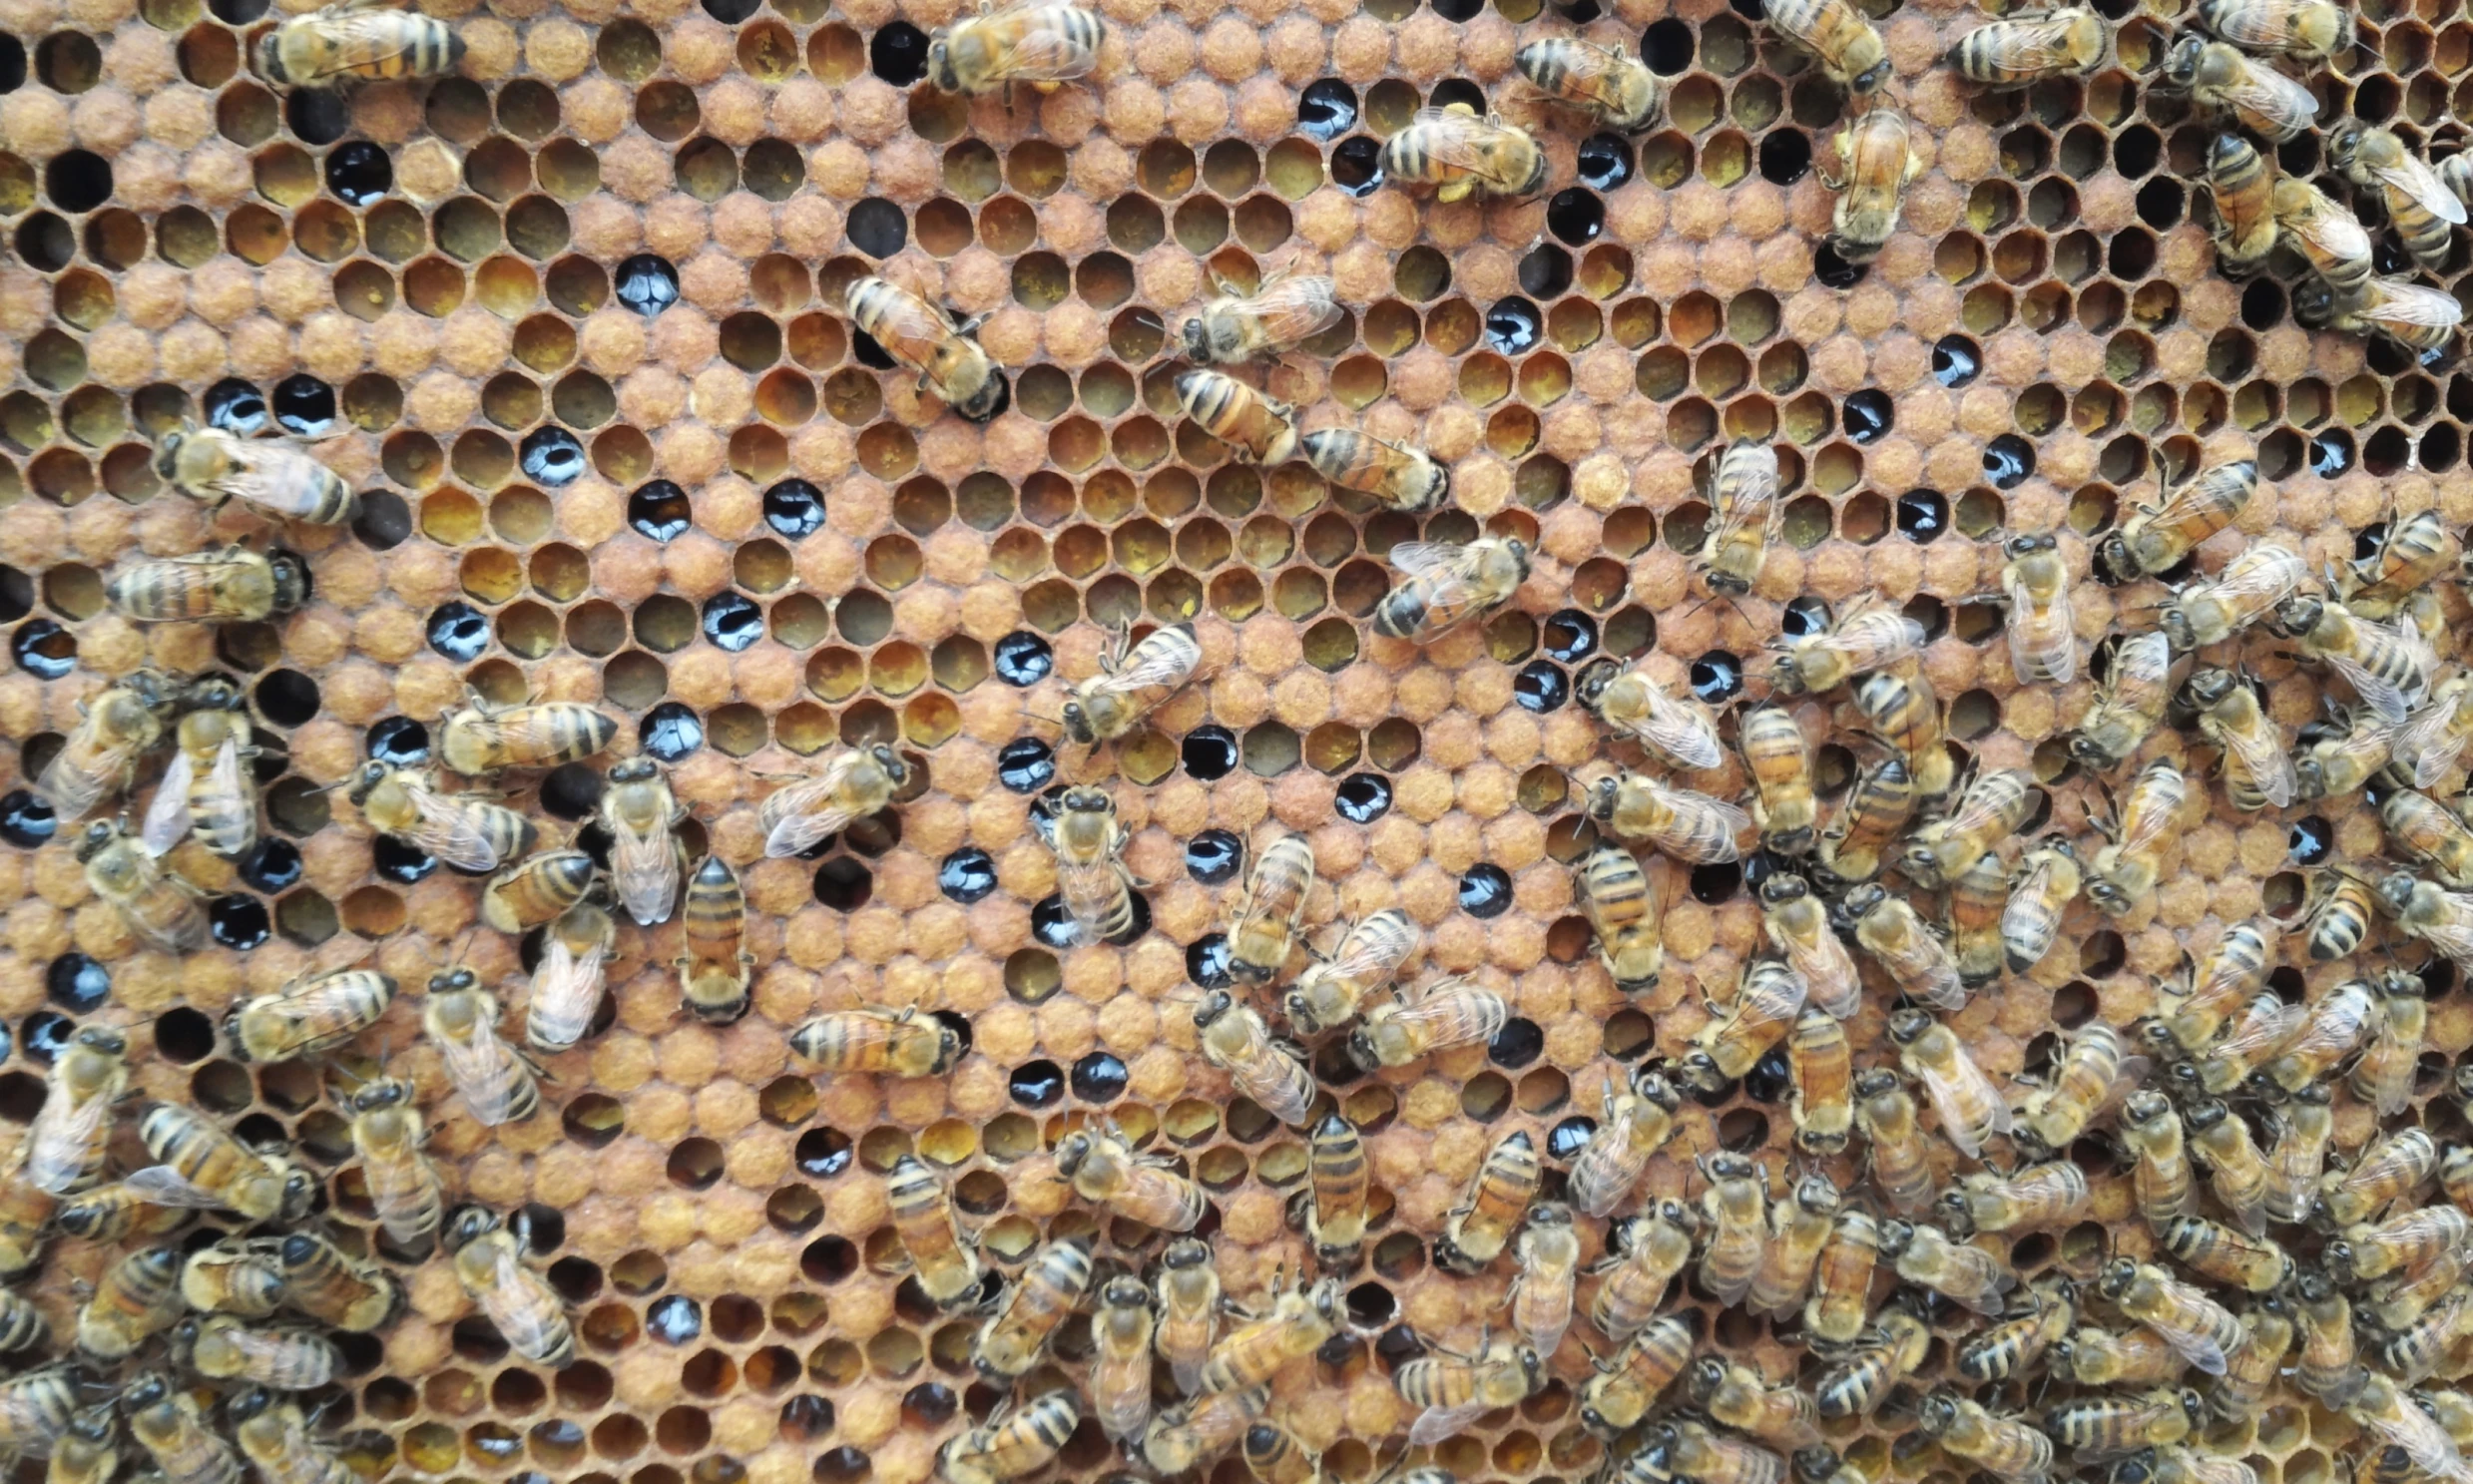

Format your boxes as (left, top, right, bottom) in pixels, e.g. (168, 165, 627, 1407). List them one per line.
(284, 9, 443, 80)
(1388, 544, 1484, 615)
(2282, 197, 2373, 262)
(2373, 151, 2470, 225)
(26, 1095, 113, 1195)
(1400, 108, 1501, 174)
(760, 761, 863, 858)
(437, 1027, 518, 1107)
(2323, 638, 2422, 726)
(2364, 282, 2468, 329)
(2177, 1454, 2259, 1484)
(2412, 901, 2473, 968)
(119, 1166, 232, 1210)
(971, 7, 1101, 81)
(2215, 711, 2296, 807)
(526, 935, 605, 1052)
(1098, 633, 1204, 698)
(2004, 565, 2079, 684)
(1984, 15, 2092, 72)
(2149, 1313, 2229, 1376)
(2361, 1396, 2471, 1481)
(2115, 776, 2187, 860)
(406, 784, 517, 873)
(1054, 857, 1129, 944)
(2393, 688, 2468, 787)
(220, 448, 328, 518)
(1408, 1399, 1494, 1448)
(1242, 275, 1345, 342)
(1320, 918, 1416, 986)
(611, 825, 680, 927)
(1915, 1058, 2011, 1159)
(139, 748, 196, 858)
(1631, 685, 1725, 769)
(1387, 540, 1469, 578)
(2228, 63, 2320, 127)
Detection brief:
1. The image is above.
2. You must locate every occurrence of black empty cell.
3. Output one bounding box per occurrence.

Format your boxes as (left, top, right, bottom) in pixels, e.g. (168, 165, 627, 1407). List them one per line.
(12, 213, 67, 271)
(1459, 863, 1513, 918)
(997, 737, 1055, 793)
(255, 670, 318, 727)
(647, 1295, 702, 1345)
(45, 953, 107, 1013)
(22, 1012, 70, 1064)
(238, 837, 302, 894)
(641, 702, 705, 761)
(813, 856, 872, 910)
(1548, 1114, 1597, 1160)
(0, 35, 22, 91)
(42, 150, 110, 213)
(11, 621, 72, 680)
(615, 253, 681, 317)
(1983, 434, 2035, 488)
(210, 895, 271, 950)
(2355, 522, 2391, 562)
(0, 567, 28, 625)
(1183, 725, 1237, 779)
(1758, 129, 1811, 185)
(1427, 79, 1484, 114)
(1842, 389, 1893, 443)
(1577, 134, 1633, 192)
(1009, 1059, 1064, 1108)
(1330, 136, 1384, 197)
(372, 835, 435, 884)
(324, 140, 393, 204)
(352, 489, 411, 551)
(869, 20, 928, 84)
(1187, 932, 1235, 990)
(1185, 828, 1241, 884)
(847, 199, 907, 257)
(2239, 278, 2284, 331)
(1896, 490, 1949, 543)
(1742, 1047, 1791, 1103)
(271, 374, 336, 437)
(1335, 773, 1391, 823)
(520, 427, 584, 487)
(939, 846, 998, 902)
(427, 602, 490, 662)
(2311, 429, 2353, 477)
(702, 592, 761, 652)
(2135, 178, 2183, 230)
(1690, 861, 1741, 904)
(1690, 650, 1743, 704)
(1030, 895, 1078, 947)
(1297, 79, 1358, 141)
(702, 0, 759, 18)
(850, 329, 896, 369)
(1514, 661, 1569, 713)
(1730, 0, 1765, 17)
(1485, 297, 1541, 354)
(1932, 334, 1980, 386)
(1488, 1016, 1543, 1068)
(365, 716, 429, 765)
(1520, 243, 1574, 296)
(1781, 596, 1830, 639)
(1071, 1052, 1129, 1102)
(1542, 609, 1597, 664)
(1641, 17, 1694, 72)
(629, 480, 693, 541)
(763, 478, 824, 538)
(205, 378, 267, 434)
(1544, 188, 1605, 247)
(1432, 0, 1480, 18)
(286, 88, 351, 147)
(153, 1007, 212, 1065)
(992, 631, 1052, 686)
(1813, 241, 1866, 289)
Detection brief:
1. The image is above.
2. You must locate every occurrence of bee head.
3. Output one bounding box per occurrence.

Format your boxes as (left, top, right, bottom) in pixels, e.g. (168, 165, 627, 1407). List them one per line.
(1631, 1063, 1680, 1110)
(2003, 532, 2054, 560)
(225, 1386, 275, 1426)
(74, 820, 117, 862)
(1684, 1356, 1727, 1405)
(1161, 1237, 1210, 1272)
(2326, 119, 2363, 169)
(2096, 1256, 2139, 1298)
(1873, 1219, 1915, 1257)
(1849, 57, 1891, 93)
(253, 30, 289, 83)
(869, 743, 909, 782)
(608, 757, 655, 784)
(277, 1167, 317, 1222)
(1053, 1131, 1091, 1176)
(1058, 699, 1097, 746)
(1792, 1448, 1844, 1484)
(124, 1373, 171, 1412)
(923, 33, 957, 92)
(73, 1024, 126, 1055)
(1852, 1067, 1901, 1100)
(2159, 32, 2205, 85)
(445, 1206, 502, 1253)
(351, 1077, 411, 1115)
(1513, 1343, 1545, 1392)
(2268, 593, 2322, 638)
(1582, 774, 1620, 820)
(66, 1404, 116, 1446)
(2110, 1451, 2160, 1484)
(1934, 1188, 1976, 1238)
(1059, 784, 1109, 814)
(1100, 1275, 1148, 1310)
(1914, 1392, 1958, 1435)
(1573, 657, 1620, 710)
(1885, 1006, 1932, 1046)
(1193, 990, 1236, 1031)
(954, 368, 1010, 425)
(2176, 1388, 2206, 1425)
(1757, 871, 1808, 906)
(1180, 316, 1215, 361)
(152, 429, 187, 480)
(1793, 1172, 1840, 1214)
(428, 967, 478, 996)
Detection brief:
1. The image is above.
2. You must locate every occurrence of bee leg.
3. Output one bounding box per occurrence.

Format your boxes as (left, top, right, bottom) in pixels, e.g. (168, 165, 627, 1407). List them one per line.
(1437, 179, 1474, 205)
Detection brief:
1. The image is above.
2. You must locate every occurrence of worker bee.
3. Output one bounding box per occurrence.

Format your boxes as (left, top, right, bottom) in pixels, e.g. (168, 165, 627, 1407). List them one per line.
(2293, 1269, 2366, 1405)
(2071, 631, 2176, 770)
(2262, 1082, 2335, 1225)
(2345, 507, 2462, 621)
(438, 692, 616, 775)
(1153, 1237, 1219, 1393)
(153, 422, 355, 524)
(2107, 457, 2258, 580)
(845, 274, 1009, 421)
(2296, 272, 2467, 356)
(2299, 865, 2379, 961)
(1347, 977, 1507, 1072)
(2185, 669, 2293, 809)
(1854, 1069, 1936, 1215)
(1182, 264, 1341, 364)
(758, 742, 906, 858)
(2328, 1203, 2470, 1284)
(1946, 6, 2106, 83)
(1958, 1276, 2077, 1383)
(1763, 0, 1889, 90)
(2185, 991, 2301, 1096)
(1196, 991, 1317, 1125)
(973, 1237, 1093, 1382)
(1915, 1393, 2055, 1483)
(1579, 1313, 1696, 1439)
(77, 1243, 184, 1359)
(226, 1389, 351, 1484)
(1584, 772, 1750, 864)
(1059, 621, 1203, 747)
(1816, 1299, 1933, 1416)
(2213, 1305, 2295, 1424)
(0, 1365, 82, 1462)
(943, 1393, 1084, 1484)
(183, 1239, 284, 1317)
(2347, 1373, 2472, 1484)
(1575, 842, 1666, 996)
(2101, 1258, 2244, 1376)
(2196, 0, 2346, 54)
(2372, 1287, 2468, 1382)
(45, 1405, 117, 1484)
(1748, 1172, 1840, 1320)
(1841, 884, 1966, 1010)
(1396, 1333, 1545, 1445)
(2377, 870, 2473, 974)
(1380, 103, 1547, 202)
(2160, 36, 2318, 140)
(2088, 759, 2187, 917)
(1516, 38, 1662, 134)
(422, 971, 541, 1126)
(107, 543, 310, 624)
(2155, 917, 2277, 1054)
(177, 1315, 342, 1390)
(1140, 1388, 1264, 1477)
(275, 1231, 400, 1331)
(596, 756, 685, 926)
(2260, 976, 2378, 1094)
(344, 1076, 441, 1249)
(77, 817, 208, 952)
(1298, 429, 1450, 513)
(140, 680, 257, 857)
(345, 761, 534, 874)
(2119, 1091, 2197, 1230)
(255, 0, 462, 84)
(36, 671, 173, 824)
(1702, 440, 1784, 599)
(1818, 103, 1924, 262)
(1888, 1008, 2008, 1158)
(1285, 908, 1417, 1035)
(1225, 831, 1313, 985)
(1437, 1129, 1542, 1275)
(2304, 707, 2400, 804)
(1658, 1419, 1793, 1484)
(2330, 121, 2466, 269)
(125, 1371, 243, 1484)
(1510, 1203, 1581, 1356)
(1879, 1219, 2016, 1315)
(131, 1102, 314, 1223)
(2352, 969, 2426, 1117)
(1804, 1207, 1881, 1345)
(1301, 1111, 1370, 1270)
(54, 1181, 181, 1243)
(1567, 1064, 1682, 1218)
(1948, 846, 2009, 989)
(1090, 1279, 1156, 1443)
(1787, 1005, 1853, 1157)
(791, 1005, 963, 1078)
(2390, 676, 2473, 786)
(25, 1025, 125, 1197)
(1902, 765, 2038, 889)
(1197, 1272, 1343, 1394)
(1240, 1424, 1317, 1484)
(2047, 1390, 2203, 1461)
(2322, 1125, 2437, 1227)
(2274, 595, 2435, 725)
(1733, 707, 1819, 854)
(1942, 1163, 2092, 1237)
(1055, 1123, 1208, 1233)
(525, 887, 613, 1053)
(1579, 661, 1723, 769)
(1592, 1201, 1698, 1341)
(2054, 1324, 2190, 1388)
(1854, 670, 1954, 796)
(1771, 601, 1926, 694)
(2204, 136, 2280, 277)
(1681, 958, 1809, 1093)
(673, 855, 751, 1026)
(1694, 1151, 1769, 1308)
(2016, 1021, 2143, 1159)
(2161, 1216, 2292, 1293)
(0, 1151, 54, 1277)
(1175, 370, 1298, 464)
(1372, 536, 1531, 642)
(2001, 835, 2082, 974)
(227, 965, 395, 1067)
(925, 0, 1101, 93)
(886, 1156, 983, 1312)
(1817, 754, 1919, 883)
(2159, 542, 2307, 652)
(1692, 1358, 1823, 1449)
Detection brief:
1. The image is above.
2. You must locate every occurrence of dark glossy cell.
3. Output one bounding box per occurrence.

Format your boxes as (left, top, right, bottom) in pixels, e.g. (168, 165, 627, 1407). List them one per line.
(1759, 129, 1810, 185)
(1642, 17, 1693, 71)
(796, 1127, 852, 1178)
(1546, 189, 1604, 246)
(1813, 242, 1866, 289)
(1896, 490, 1949, 543)
(205, 377, 267, 433)
(271, 375, 336, 437)
(992, 631, 1053, 686)
(1009, 1059, 1064, 1109)
(366, 717, 429, 765)
(813, 858, 871, 911)
(11, 620, 72, 679)
(847, 198, 906, 257)
(1514, 661, 1569, 712)
(372, 835, 436, 883)
(615, 253, 681, 317)
(1331, 136, 1384, 197)
(1489, 1016, 1544, 1068)
(1548, 1115, 1598, 1161)
(1185, 829, 1242, 884)
(1030, 896, 1078, 948)
(0, 567, 28, 625)
(1183, 726, 1238, 779)
(869, 21, 928, 84)
(640, 703, 704, 762)
(325, 140, 391, 205)
(1984, 434, 2035, 488)
(0, 36, 26, 91)
(1187, 932, 1235, 991)
(1335, 773, 1391, 822)
(210, 895, 271, 950)
(22, 1012, 70, 1064)
(284, 86, 349, 146)
(1578, 134, 1633, 191)
(1932, 334, 1980, 386)
(1742, 1047, 1791, 1103)
(254, 671, 317, 728)
(238, 837, 303, 894)
(702, 592, 761, 653)
(646, 1295, 702, 1345)
(2311, 430, 2353, 477)
(1519, 244, 1573, 297)
(1691, 861, 1741, 903)
(1485, 296, 1541, 354)
(629, 480, 693, 542)
(938, 847, 998, 903)
(1691, 650, 1743, 704)
(426, 603, 489, 662)
(519, 427, 584, 487)
(1843, 389, 1893, 443)
(997, 738, 1054, 792)
(1543, 610, 1598, 663)
(1297, 80, 1358, 141)
(1071, 1052, 1129, 1102)
(45, 953, 108, 1014)
(931, 1011, 973, 1061)
(352, 489, 411, 551)
(1781, 596, 1830, 639)
(1460, 863, 1513, 918)
(537, 762, 603, 821)
(763, 479, 824, 538)
(2288, 815, 2333, 866)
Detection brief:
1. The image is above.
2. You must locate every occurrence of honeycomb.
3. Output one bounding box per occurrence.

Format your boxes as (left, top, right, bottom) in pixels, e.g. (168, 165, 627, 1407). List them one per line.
(4, 0, 2473, 1478)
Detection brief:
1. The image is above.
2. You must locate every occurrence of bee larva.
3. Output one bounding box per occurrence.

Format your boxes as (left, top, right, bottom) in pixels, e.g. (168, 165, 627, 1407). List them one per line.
(1819, 103, 1923, 262)
(175, 1315, 342, 1390)
(1285, 907, 1419, 1035)
(677, 854, 753, 1026)
(255, 0, 463, 85)
(1379, 104, 1547, 202)
(1762, 0, 1889, 90)
(791, 1006, 963, 1078)
(1054, 1122, 1209, 1233)
(1174, 370, 1297, 464)
(1297, 429, 1450, 512)
(106, 545, 310, 624)
(924, 1, 1105, 96)
(1182, 265, 1342, 363)
(941, 1394, 1083, 1484)
(153, 424, 355, 525)
(1945, 7, 2107, 85)
(1516, 38, 1662, 131)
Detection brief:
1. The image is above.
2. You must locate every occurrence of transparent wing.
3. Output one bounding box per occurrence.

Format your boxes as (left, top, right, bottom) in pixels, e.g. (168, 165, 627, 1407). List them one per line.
(438, 1029, 515, 1105)
(2116, 771, 2187, 859)
(1780, 929, 1860, 1020)
(1630, 684, 1724, 769)
(2393, 688, 2468, 787)
(1243, 275, 1345, 340)
(407, 785, 517, 873)
(224, 449, 331, 518)
(970, 7, 1100, 80)
(1388, 540, 1469, 578)
(2228, 65, 2320, 127)
(2207, 5, 2304, 48)
(2358, 1396, 2470, 1481)
(2326, 650, 2419, 727)
(1714, 445, 1781, 511)
(1408, 1399, 1494, 1448)
(2215, 713, 2295, 807)
(139, 749, 195, 858)
(1100, 632, 1204, 697)
(291, 10, 443, 79)
(1984, 16, 2088, 72)
(26, 1093, 112, 1195)
(527, 936, 605, 1052)
(2149, 1313, 2228, 1376)
(1916, 1058, 2011, 1159)
(611, 825, 680, 926)
(1320, 916, 1415, 985)
(2283, 199, 2373, 262)
(760, 759, 862, 858)
(2374, 152, 2469, 226)
(2006, 568, 2079, 684)
(120, 1166, 232, 1209)
(2173, 1453, 2258, 1484)
(2412, 899, 2473, 968)
(1055, 858, 1130, 944)
(2365, 282, 2468, 329)
(2213, 545, 2308, 609)
(1653, 782, 1753, 836)
(1399, 111, 1500, 175)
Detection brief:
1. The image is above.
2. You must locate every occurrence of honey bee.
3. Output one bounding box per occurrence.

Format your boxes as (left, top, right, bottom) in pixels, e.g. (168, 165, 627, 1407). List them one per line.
(183, 1239, 285, 1317)
(2346, 1372, 2472, 1483)
(592, 756, 685, 926)
(153, 423, 354, 524)
(943, 1394, 1084, 1484)
(1241, 1424, 1317, 1484)
(884, 1156, 983, 1312)
(1372, 536, 1531, 642)
(1568, 1065, 1682, 1218)
(2260, 1082, 2337, 1226)
(177, 1315, 342, 1390)
(132, 1102, 314, 1223)
(1854, 671, 1954, 796)
(1903, 766, 2039, 889)
(2101, 1258, 2244, 1376)
(2000, 835, 2083, 974)
(339, 1076, 440, 1250)
(676, 855, 751, 1026)
(2389, 676, 2473, 786)
(2213, 1306, 2294, 1423)
(2088, 759, 2187, 917)
(2120, 1090, 2197, 1230)
(1580, 1312, 1697, 1439)
(2155, 917, 2278, 1054)
(1397, 1334, 1545, 1445)
(275, 1231, 400, 1331)
(1948, 838, 2009, 988)
(2329, 1204, 2471, 1284)
(1888, 1008, 2008, 1158)
(1763, 0, 1890, 91)
(1183, 265, 1342, 364)
(1748, 1172, 1840, 1320)
(2297, 273, 2467, 355)
(1946, 7, 2107, 84)
(225, 965, 395, 1067)
(2322, 1125, 2437, 1227)
(2196, 0, 2346, 54)
(1592, 1201, 1697, 1341)
(1879, 1219, 2017, 1315)
(1817, 755, 1919, 883)
(107, 543, 310, 625)
(54, 1180, 181, 1243)
(1510, 1203, 1581, 1356)
(2275, 595, 2437, 724)
(790, 1005, 963, 1078)
(1732, 708, 1820, 855)
(2071, 631, 2176, 770)
(0, 1152, 53, 1278)
(1090, 1279, 1156, 1443)
(344, 761, 533, 874)
(1576, 841, 1666, 996)
(2160, 35, 2319, 140)
(1681, 958, 1810, 1093)
(1347, 977, 1507, 1073)
(1694, 1150, 1769, 1307)
(2184, 1100, 2270, 1234)
(420, 972, 541, 1127)
(1380, 103, 1547, 202)
(36, 671, 173, 824)
(1515, 37, 1663, 133)
(1957, 1276, 2076, 1383)
(125, 1372, 243, 1484)
(974, 1237, 1093, 1382)
(1286, 908, 1418, 1035)
(1579, 662, 1724, 770)
(1803, 1207, 1881, 1346)
(925, 0, 1101, 97)
(2160, 543, 2308, 653)
(758, 742, 906, 858)
(1698, 442, 1786, 598)
(2346, 507, 2462, 621)
(845, 274, 1009, 421)
(2378, 870, 2473, 974)
(2184, 669, 2293, 810)
(1154, 1237, 1220, 1393)
(2261, 975, 2378, 1094)
(1197, 1272, 1343, 1394)
(1176, 369, 1298, 464)
(2300, 867, 2380, 961)
(2373, 1290, 2469, 1383)
(0, 1366, 82, 1461)
(1853, 1070, 1936, 1215)
(1942, 1163, 2092, 1237)
(2203, 137, 2280, 278)
(1033, 787, 1141, 946)
(1771, 601, 1927, 694)
(1056, 1123, 1208, 1233)
(255, 0, 461, 84)
(1060, 621, 1203, 746)
(1302, 1111, 1370, 1270)
(25, 1025, 124, 1198)
(438, 692, 617, 775)
(2293, 1269, 2366, 1405)
(1438, 1129, 1542, 1275)
(2160, 1215, 2292, 1293)
(1819, 103, 1924, 263)
(2016, 1021, 2143, 1159)
(77, 1243, 184, 1359)
(1914, 1393, 2055, 1484)
(2053, 1325, 2190, 1388)
(77, 817, 208, 952)
(45, 1405, 116, 1484)
(1298, 429, 1450, 513)
(1787, 1005, 1853, 1157)
(1817, 1299, 1933, 1417)
(1693, 1358, 1823, 1449)
(2301, 704, 2402, 801)
(2047, 1390, 2203, 1461)
(226, 1389, 351, 1484)
(140, 681, 257, 858)
(1659, 1419, 1793, 1484)
(526, 887, 613, 1053)
(1196, 990, 1317, 1125)
(2330, 121, 2467, 269)
(1841, 884, 1966, 1010)
(1585, 773, 1751, 864)
(2353, 968, 2426, 1117)
(1226, 831, 1314, 985)
(1141, 1387, 1264, 1476)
